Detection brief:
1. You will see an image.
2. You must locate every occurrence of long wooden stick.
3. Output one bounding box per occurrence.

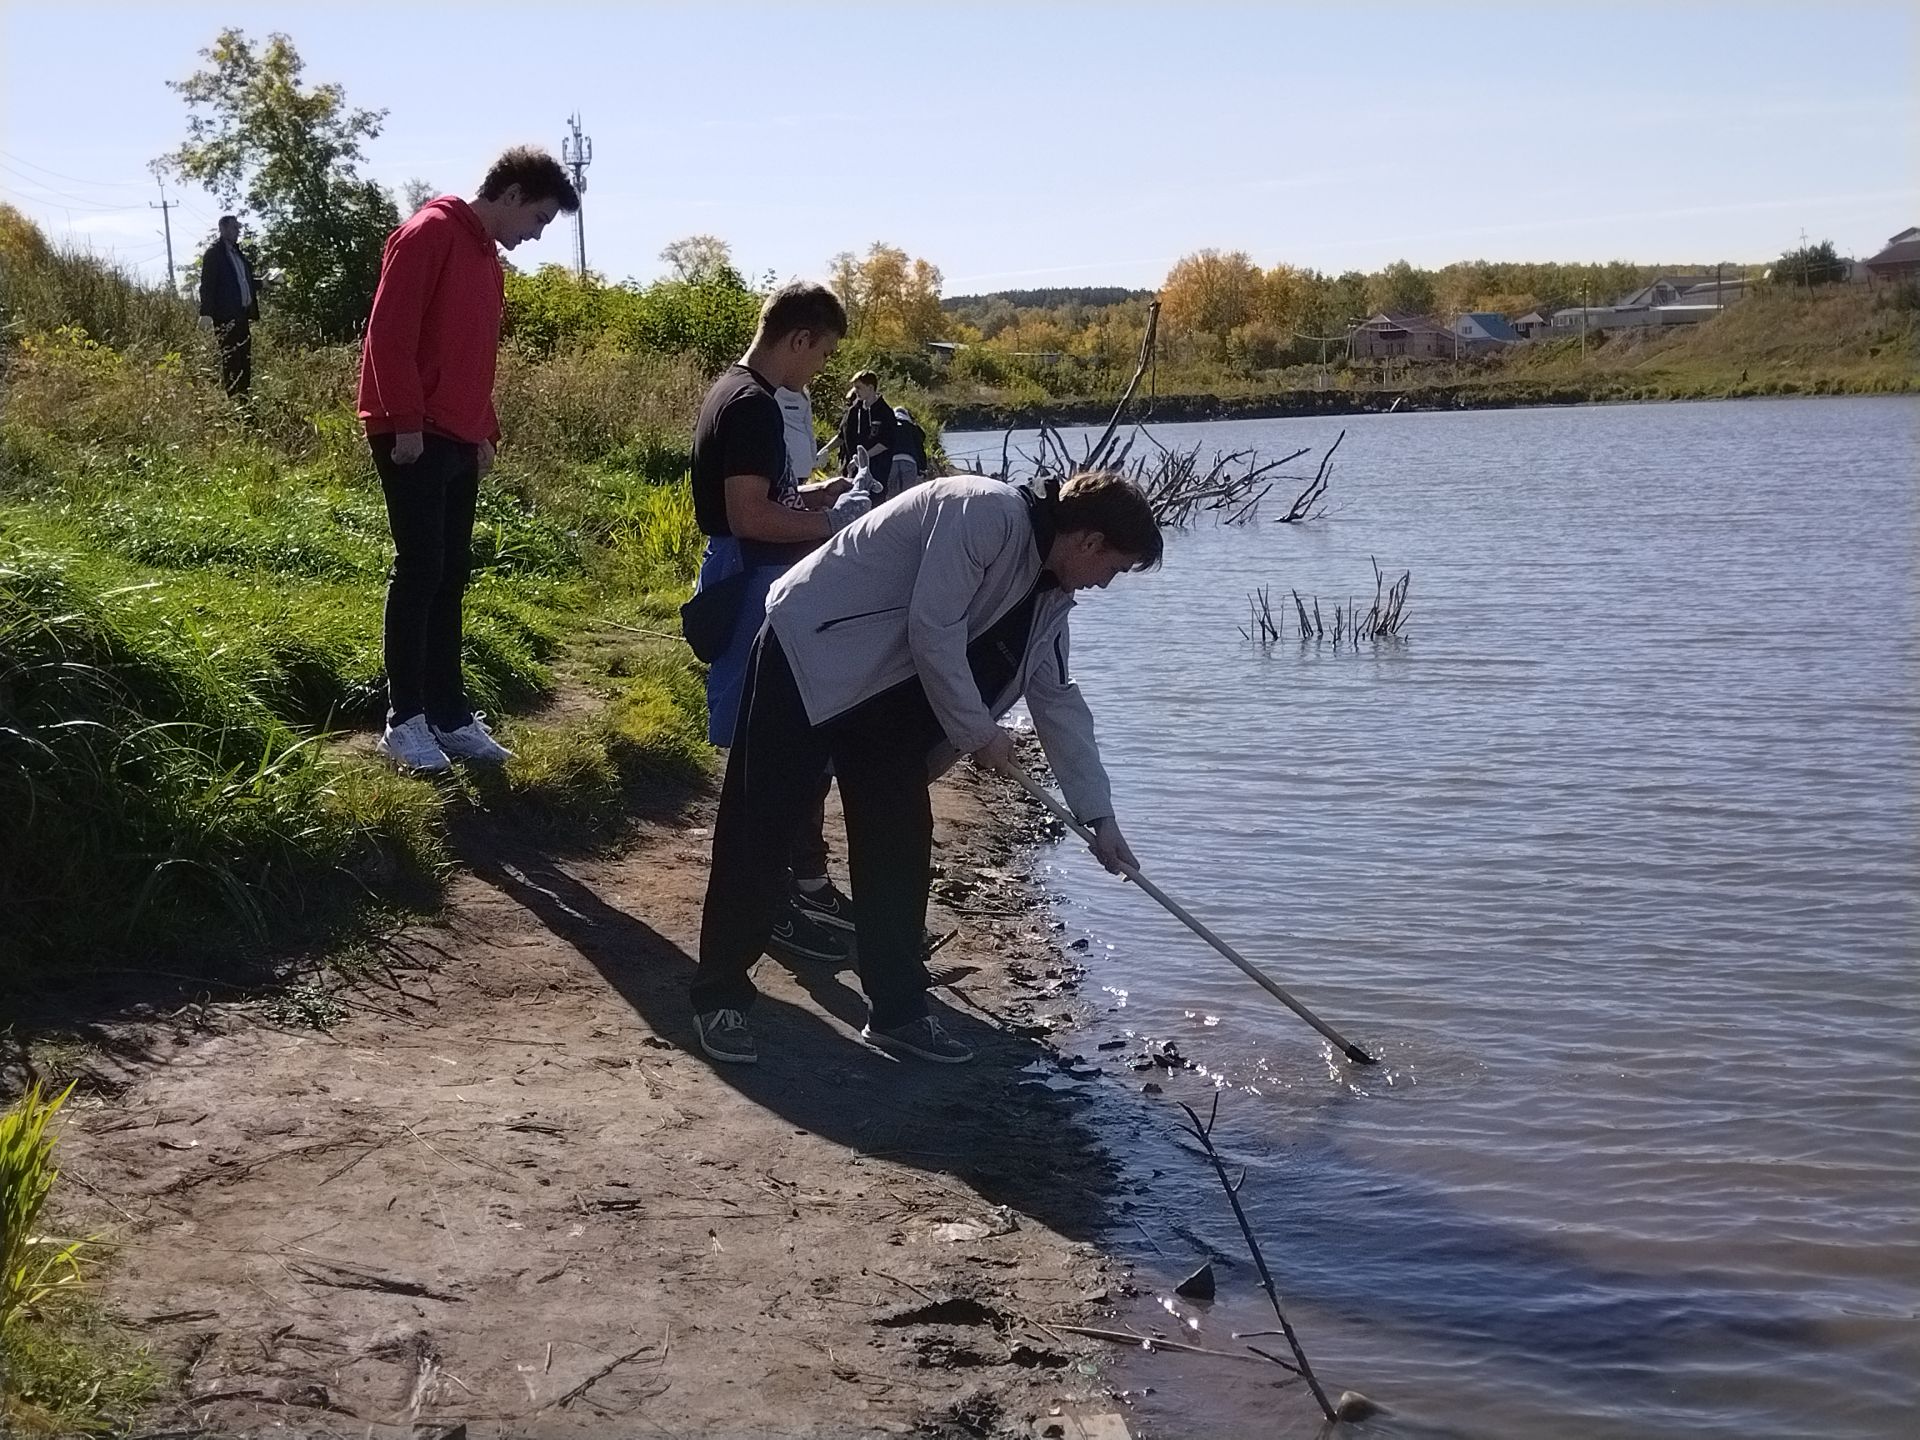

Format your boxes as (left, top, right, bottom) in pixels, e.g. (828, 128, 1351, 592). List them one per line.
(1009, 768, 1377, 1065)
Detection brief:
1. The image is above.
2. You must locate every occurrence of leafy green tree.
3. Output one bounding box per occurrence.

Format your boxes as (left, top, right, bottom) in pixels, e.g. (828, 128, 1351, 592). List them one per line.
(401, 178, 437, 216)
(1368, 259, 1437, 316)
(1772, 239, 1846, 288)
(160, 29, 400, 343)
(617, 273, 761, 373)
(659, 234, 738, 285)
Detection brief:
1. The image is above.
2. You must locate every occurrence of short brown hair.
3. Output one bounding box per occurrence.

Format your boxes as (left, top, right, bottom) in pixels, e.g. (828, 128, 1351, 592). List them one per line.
(1055, 471, 1162, 569)
(758, 282, 848, 344)
(852, 369, 879, 387)
(478, 146, 580, 210)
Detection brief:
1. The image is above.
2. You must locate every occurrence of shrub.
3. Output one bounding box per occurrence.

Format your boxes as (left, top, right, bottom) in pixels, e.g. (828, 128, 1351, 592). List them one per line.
(493, 344, 704, 472)
(0, 209, 201, 354)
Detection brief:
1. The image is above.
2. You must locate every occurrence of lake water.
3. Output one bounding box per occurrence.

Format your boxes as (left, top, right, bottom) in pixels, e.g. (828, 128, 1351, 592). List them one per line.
(945, 398, 1919, 1439)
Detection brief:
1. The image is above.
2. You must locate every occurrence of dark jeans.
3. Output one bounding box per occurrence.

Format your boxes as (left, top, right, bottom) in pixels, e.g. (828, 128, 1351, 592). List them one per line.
(793, 774, 832, 881)
(693, 629, 944, 1030)
(215, 318, 252, 399)
(372, 432, 479, 731)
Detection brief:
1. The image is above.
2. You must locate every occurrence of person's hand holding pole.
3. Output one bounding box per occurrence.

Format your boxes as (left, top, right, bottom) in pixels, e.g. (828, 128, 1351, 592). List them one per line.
(971, 727, 1016, 775)
(1087, 816, 1139, 875)
(1005, 764, 1377, 1064)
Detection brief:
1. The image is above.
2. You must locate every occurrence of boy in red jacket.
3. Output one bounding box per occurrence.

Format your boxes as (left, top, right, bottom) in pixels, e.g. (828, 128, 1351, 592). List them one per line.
(358, 146, 579, 771)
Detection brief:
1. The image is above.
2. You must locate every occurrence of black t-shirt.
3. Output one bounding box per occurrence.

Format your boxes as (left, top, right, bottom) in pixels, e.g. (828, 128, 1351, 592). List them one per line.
(691, 364, 810, 566)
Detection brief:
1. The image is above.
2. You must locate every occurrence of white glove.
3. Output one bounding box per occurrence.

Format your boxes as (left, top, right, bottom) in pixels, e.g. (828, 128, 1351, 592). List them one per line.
(825, 489, 872, 534)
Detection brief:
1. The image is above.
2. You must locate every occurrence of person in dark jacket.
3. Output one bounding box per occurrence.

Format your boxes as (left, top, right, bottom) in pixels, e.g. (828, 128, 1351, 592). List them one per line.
(835, 370, 897, 480)
(197, 215, 260, 399)
(887, 405, 928, 495)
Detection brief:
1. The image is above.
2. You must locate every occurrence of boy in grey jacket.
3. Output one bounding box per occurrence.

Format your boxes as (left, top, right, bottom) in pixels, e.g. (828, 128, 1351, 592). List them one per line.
(691, 471, 1161, 1065)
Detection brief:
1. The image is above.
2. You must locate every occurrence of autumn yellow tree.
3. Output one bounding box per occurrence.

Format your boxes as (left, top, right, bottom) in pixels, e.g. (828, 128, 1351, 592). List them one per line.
(828, 242, 946, 349)
(1252, 263, 1313, 334)
(1158, 249, 1261, 347)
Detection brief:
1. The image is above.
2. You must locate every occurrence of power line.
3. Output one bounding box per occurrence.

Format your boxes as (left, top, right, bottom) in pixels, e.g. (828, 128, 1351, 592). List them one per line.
(0, 165, 150, 210)
(0, 182, 147, 214)
(0, 149, 153, 190)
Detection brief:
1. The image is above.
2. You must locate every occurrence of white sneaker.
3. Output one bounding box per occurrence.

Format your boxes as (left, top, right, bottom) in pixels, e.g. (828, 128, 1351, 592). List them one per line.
(432, 711, 514, 764)
(376, 714, 452, 772)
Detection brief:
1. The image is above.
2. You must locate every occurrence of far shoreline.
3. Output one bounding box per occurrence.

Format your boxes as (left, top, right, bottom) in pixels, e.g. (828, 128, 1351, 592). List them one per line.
(933, 375, 1915, 434)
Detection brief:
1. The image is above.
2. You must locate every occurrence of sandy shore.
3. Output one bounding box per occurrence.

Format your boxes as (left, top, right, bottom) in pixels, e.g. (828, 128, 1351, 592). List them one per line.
(47, 767, 1152, 1439)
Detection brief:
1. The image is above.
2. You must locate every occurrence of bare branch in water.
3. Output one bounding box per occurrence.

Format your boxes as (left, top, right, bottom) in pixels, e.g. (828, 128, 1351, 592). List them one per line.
(1277, 428, 1344, 524)
(1249, 563, 1412, 649)
(1176, 1096, 1340, 1423)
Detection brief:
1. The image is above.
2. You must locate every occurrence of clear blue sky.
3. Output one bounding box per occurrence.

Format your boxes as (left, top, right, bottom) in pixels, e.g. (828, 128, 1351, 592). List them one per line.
(3, 2, 1914, 295)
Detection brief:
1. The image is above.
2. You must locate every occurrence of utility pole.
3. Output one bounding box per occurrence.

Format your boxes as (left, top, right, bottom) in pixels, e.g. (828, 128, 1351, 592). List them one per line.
(562, 113, 592, 279)
(150, 176, 177, 294)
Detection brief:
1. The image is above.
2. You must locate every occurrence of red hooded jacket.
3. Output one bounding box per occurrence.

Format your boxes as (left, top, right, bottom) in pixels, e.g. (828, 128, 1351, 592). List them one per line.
(357, 197, 504, 445)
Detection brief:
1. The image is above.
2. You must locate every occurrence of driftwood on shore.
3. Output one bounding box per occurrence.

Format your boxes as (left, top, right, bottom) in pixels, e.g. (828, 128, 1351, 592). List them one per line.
(955, 423, 1344, 530)
(950, 298, 1345, 528)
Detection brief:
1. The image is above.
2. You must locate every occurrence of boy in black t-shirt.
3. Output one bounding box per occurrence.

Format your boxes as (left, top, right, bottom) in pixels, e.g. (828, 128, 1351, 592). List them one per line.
(688, 282, 868, 965)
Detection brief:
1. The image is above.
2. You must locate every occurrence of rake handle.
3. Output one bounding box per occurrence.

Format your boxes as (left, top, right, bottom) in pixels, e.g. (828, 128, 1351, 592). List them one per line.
(1008, 767, 1376, 1065)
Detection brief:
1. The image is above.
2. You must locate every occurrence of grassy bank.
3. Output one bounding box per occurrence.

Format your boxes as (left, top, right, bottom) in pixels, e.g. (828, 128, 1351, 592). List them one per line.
(0, 220, 749, 1432)
(0, 245, 718, 996)
(929, 284, 1918, 429)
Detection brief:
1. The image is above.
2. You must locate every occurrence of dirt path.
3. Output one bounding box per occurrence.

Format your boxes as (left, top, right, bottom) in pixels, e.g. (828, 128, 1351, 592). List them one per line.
(52, 771, 1145, 1439)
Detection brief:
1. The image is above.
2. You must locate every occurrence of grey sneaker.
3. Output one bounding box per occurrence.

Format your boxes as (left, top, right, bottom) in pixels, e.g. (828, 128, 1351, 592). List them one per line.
(694, 1008, 757, 1065)
(862, 1015, 973, 1065)
(432, 711, 514, 764)
(376, 714, 452, 772)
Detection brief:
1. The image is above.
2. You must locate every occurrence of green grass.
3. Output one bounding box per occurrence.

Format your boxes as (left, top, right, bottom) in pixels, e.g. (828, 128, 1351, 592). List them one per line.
(2, 1297, 161, 1440)
(1, 1083, 159, 1439)
(0, 233, 717, 992)
(2, 1295, 162, 1438)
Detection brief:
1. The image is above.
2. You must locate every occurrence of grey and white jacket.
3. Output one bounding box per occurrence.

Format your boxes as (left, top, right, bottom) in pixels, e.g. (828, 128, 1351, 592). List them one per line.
(764, 476, 1114, 822)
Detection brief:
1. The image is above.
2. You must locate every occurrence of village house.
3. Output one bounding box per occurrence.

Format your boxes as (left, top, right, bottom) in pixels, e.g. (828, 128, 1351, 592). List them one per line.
(1547, 271, 1751, 336)
(1348, 312, 1453, 362)
(1514, 310, 1554, 339)
(1449, 311, 1521, 353)
(1862, 227, 1920, 284)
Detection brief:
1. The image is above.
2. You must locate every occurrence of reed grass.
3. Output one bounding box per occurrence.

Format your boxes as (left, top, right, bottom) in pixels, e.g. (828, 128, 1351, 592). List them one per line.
(1242, 559, 1412, 647)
